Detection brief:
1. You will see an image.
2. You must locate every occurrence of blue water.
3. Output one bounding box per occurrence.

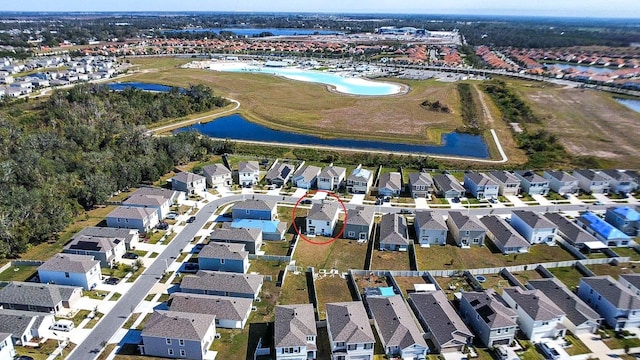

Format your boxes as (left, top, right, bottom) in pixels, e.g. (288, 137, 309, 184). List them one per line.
(108, 82, 175, 92)
(543, 63, 614, 74)
(615, 98, 640, 114)
(169, 27, 341, 36)
(175, 114, 490, 158)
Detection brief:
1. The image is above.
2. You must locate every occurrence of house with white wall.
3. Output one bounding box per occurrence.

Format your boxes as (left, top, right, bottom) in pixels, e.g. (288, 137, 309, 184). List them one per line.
(326, 301, 375, 360)
(317, 165, 346, 191)
(577, 276, 640, 330)
(509, 210, 557, 245)
(37, 253, 101, 290)
(238, 161, 260, 186)
(275, 304, 317, 360)
(502, 287, 566, 343)
(414, 211, 448, 246)
(306, 202, 340, 237)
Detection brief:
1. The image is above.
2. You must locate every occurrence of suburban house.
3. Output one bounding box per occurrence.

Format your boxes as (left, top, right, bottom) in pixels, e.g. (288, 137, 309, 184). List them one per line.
(198, 242, 249, 273)
(306, 202, 340, 237)
(291, 164, 321, 189)
(0, 282, 82, 314)
(501, 287, 566, 343)
(37, 253, 101, 290)
(202, 163, 232, 188)
(378, 213, 410, 251)
(408, 172, 434, 198)
(601, 169, 638, 195)
(576, 276, 640, 330)
(528, 278, 601, 334)
(347, 165, 374, 194)
(577, 211, 631, 247)
(377, 172, 402, 197)
(414, 211, 448, 246)
(180, 270, 263, 300)
(463, 172, 499, 200)
(509, 210, 558, 245)
(487, 170, 521, 196)
(317, 165, 347, 191)
(433, 174, 465, 199)
(0, 333, 15, 360)
(238, 161, 260, 186)
(232, 199, 277, 221)
(63, 231, 127, 268)
(514, 170, 549, 195)
(367, 294, 429, 359)
(171, 171, 206, 194)
(619, 273, 640, 296)
(274, 304, 317, 360)
(72, 226, 139, 251)
(122, 187, 181, 220)
(573, 169, 610, 194)
(344, 206, 375, 242)
(604, 207, 640, 237)
(139, 310, 216, 360)
(543, 171, 580, 195)
(265, 162, 295, 187)
(106, 206, 159, 233)
(543, 213, 600, 250)
(479, 216, 530, 254)
(408, 291, 474, 353)
(209, 227, 263, 255)
(446, 211, 486, 248)
(325, 301, 375, 360)
(0, 309, 55, 346)
(230, 219, 287, 241)
(169, 293, 252, 329)
(459, 290, 518, 347)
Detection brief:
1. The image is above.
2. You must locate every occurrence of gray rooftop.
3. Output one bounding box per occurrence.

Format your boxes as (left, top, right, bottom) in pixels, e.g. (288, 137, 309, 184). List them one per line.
(169, 293, 252, 321)
(543, 213, 597, 245)
(319, 165, 346, 179)
(172, 171, 205, 184)
(210, 227, 262, 243)
(379, 172, 402, 192)
(73, 226, 136, 244)
(107, 206, 156, 220)
(367, 294, 428, 350)
(503, 287, 565, 321)
(293, 164, 321, 183)
(409, 291, 473, 349)
(544, 170, 578, 183)
(199, 242, 248, 261)
(64, 234, 120, 254)
(415, 211, 447, 231)
(0, 282, 80, 308)
(448, 211, 485, 233)
(488, 170, 520, 184)
(142, 310, 215, 341)
(346, 206, 375, 227)
(180, 270, 263, 295)
(203, 163, 231, 177)
(0, 309, 53, 337)
(379, 213, 410, 246)
(275, 304, 317, 348)
(325, 301, 375, 344)
(573, 169, 608, 182)
(515, 170, 547, 184)
(581, 276, 640, 310)
(512, 210, 557, 229)
(307, 202, 340, 222)
(465, 172, 497, 187)
(238, 161, 259, 173)
(232, 198, 276, 212)
(461, 290, 518, 329)
(38, 253, 99, 273)
(266, 162, 294, 182)
(128, 187, 179, 201)
(479, 216, 530, 249)
(620, 273, 640, 291)
(528, 278, 600, 327)
(122, 192, 167, 207)
(602, 169, 636, 182)
(409, 172, 433, 187)
(433, 174, 465, 193)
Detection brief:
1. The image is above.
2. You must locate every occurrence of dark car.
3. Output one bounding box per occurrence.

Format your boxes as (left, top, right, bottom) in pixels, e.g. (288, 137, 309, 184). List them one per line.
(374, 199, 382, 205)
(186, 216, 197, 223)
(156, 222, 169, 230)
(193, 243, 205, 253)
(122, 252, 139, 260)
(182, 262, 199, 273)
(399, 209, 414, 214)
(536, 342, 560, 360)
(221, 212, 232, 218)
(16, 356, 35, 360)
(104, 277, 120, 285)
(301, 199, 312, 205)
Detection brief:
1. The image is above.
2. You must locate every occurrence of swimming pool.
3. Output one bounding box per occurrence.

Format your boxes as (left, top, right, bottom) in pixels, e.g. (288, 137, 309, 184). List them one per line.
(210, 62, 403, 96)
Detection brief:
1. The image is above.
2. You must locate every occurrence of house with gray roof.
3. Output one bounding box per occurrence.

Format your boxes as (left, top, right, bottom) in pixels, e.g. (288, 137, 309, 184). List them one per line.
(306, 202, 340, 237)
(459, 290, 518, 347)
(408, 291, 473, 353)
(0, 282, 83, 314)
(347, 165, 373, 194)
(63, 231, 126, 268)
(275, 304, 317, 360)
(573, 169, 610, 194)
(463, 172, 499, 200)
(171, 171, 206, 194)
(72, 226, 139, 251)
(543, 171, 580, 195)
(325, 301, 375, 360)
(0, 332, 15, 360)
(509, 210, 558, 245)
(577, 276, 640, 330)
(514, 170, 549, 195)
(106, 206, 160, 233)
(139, 310, 216, 360)
(605, 206, 640, 237)
(433, 174, 465, 199)
(487, 170, 520, 196)
(601, 169, 638, 195)
(291, 164, 321, 189)
(238, 161, 260, 186)
(0, 309, 55, 346)
(502, 287, 566, 342)
(232, 198, 278, 221)
(344, 206, 375, 241)
(378, 172, 402, 197)
(169, 293, 252, 329)
(543, 212, 599, 250)
(180, 270, 263, 300)
(122, 187, 182, 220)
(366, 294, 428, 359)
(38, 253, 101, 290)
(408, 172, 434, 199)
(414, 211, 448, 246)
(379, 213, 410, 251)
(198, 242, 249, 273)
(527, 278, 601, 334)
(203, 163, 232, 188)
(479, 216, 530, 254)
(210, 227, 263, 255)
(446, 211, 486, 248)
(266, 162, 295, 187)
(619, 273, 640, 296)
(317, 165, 346, 191)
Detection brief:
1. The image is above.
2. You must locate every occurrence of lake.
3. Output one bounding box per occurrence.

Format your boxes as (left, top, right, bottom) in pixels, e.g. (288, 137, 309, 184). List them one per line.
(108, 82, 176, 92)
(175, 114, 490, 158)
(615, 98, 640, 114)
(543, 63, 614, 74)
(168, 27, 341, 37)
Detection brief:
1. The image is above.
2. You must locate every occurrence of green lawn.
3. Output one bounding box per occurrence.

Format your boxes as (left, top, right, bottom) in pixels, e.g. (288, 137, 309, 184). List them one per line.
(122, 313, 141, 329)
(262, 240, 291, 256)
(588, 263, 638, 278)
(564, 332, 591, 355)
(601, 327, 640, 349)
(279, 271, 310, 305)
(84, 311, 104, 329)
(210, 328, 249, 360)
(548, 266, 585, 289)
(14, 339, 76, 360)
(0, 265, 39, 282)
(613, 246, 640, 261)
(315, 276, 353, 320)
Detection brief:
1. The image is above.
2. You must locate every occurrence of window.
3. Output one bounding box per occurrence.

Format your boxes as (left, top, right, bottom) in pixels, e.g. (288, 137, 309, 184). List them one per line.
(336, 342, 345, 347)
(179, 339, 184, 346)
(166, 338, 172, 345)
(348, 231, 355, 237)
(364, 343, 374, 349)
(168, 349, 174, 355)
(179, 349, 186, 356)
(220, 259, 225, 264)
(326, 221, 330, 226)
(542, 321, 549, 326)
(246, 210, 250, 215)
(64, 272, 70, 278)
(347, 344, 357, 350)
(473, 238, 480, 243)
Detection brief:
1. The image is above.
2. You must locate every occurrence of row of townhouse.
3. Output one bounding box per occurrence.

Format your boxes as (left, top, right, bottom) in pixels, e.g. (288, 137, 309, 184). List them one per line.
(106, 186, 186, 233)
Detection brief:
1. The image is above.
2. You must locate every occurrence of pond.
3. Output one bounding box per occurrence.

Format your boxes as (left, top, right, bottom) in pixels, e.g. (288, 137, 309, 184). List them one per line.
(107, 82, 176, 92)
(167, 27, 342, 36)
(175, 114, 490, 158)
(615, 98, 640, 114)
(543, 63, 614, 74)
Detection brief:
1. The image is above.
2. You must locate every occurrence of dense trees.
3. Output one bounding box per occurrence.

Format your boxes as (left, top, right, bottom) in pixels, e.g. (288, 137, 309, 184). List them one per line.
(456, 83, 481, 135)
(0, 84, 232, 259)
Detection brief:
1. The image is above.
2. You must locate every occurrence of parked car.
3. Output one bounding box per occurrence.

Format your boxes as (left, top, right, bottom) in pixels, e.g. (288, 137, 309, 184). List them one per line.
(399, 209, 413, 214)
(156, 222, 169, 230)
(375, 199, 382, 205)
(221, 212, 232, 218)
(186, 216, 197, 223)
(536, 342, 560, 360)
(452, 197, 460, 203)
(193, 243, 205, 253)
(182, 262, 199, 273)
(104, 277, 120, 285)
(122, 252, 139, 260)
(166, 212, 178, 220)
(301, 199, 312, 205)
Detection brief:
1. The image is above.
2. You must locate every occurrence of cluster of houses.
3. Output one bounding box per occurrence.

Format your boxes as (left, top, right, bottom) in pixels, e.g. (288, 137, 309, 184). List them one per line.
(0, 55, 119, 98)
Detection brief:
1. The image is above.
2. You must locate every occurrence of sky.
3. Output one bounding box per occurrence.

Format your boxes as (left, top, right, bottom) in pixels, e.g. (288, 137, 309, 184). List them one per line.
(1, 0, 639, 18)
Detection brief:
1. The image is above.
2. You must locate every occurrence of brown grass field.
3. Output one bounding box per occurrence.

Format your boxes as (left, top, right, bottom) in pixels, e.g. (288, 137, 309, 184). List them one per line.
(370, 249, 411, 270)
(293, 237, 368, 272)
(315, 276, 354, 319)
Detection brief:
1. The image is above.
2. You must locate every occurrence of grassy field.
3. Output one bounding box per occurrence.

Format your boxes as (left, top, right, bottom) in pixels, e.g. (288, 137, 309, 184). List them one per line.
(315, 276, 354, 320)
(293, 238, 368, 272)
(370, 249, 411, 270)
(279, 271, 310, 305)
(0, 265, 39, 282)
(211, 328, 249, 360)
(393, 275, 428, 297)
(15, 339, 76, 360)
(548, 266, 585, 289)
(587, 263, 638, 278)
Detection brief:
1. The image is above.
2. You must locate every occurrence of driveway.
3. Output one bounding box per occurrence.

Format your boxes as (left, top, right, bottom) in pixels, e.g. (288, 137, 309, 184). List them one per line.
(349, 194, 365, 205)
(414, 198, 429, 209)
(266, 187, 281, 196)
(593, 193, 614, 204)
(312, 191, 328, 200)
(532, 194, 552, 206)
(505, 195, 528, 207)
(566, 194, 585, 205)
(292, 188, 308, 199)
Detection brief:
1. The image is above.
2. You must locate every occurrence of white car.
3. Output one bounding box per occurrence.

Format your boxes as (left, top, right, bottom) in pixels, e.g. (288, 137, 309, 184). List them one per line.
(166, 212, 178, 220)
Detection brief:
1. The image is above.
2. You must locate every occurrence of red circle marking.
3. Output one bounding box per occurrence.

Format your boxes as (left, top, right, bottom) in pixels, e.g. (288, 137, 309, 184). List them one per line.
(291, 190, 348, 245)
